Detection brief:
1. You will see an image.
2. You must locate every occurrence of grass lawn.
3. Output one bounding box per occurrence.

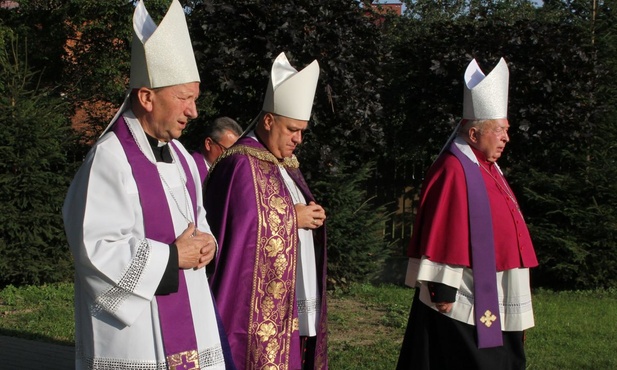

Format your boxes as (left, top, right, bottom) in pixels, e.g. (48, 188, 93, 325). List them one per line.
(1, 282, 615, 369)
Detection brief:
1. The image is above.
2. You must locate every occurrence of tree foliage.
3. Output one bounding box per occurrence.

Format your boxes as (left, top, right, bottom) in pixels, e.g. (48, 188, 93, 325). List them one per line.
(402, 0, 539, 21)
(185, 0, 387, 175)
(2, 0, 617, 289)
(381, 0, 617, 289)
(185, 0, 390, 288)
(516, 0, 617, 289)
(0, 31, 73, 287)
(312, 163, 391, 290)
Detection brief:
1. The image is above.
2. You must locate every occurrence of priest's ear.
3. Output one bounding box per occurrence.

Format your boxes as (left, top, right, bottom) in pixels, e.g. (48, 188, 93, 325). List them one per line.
(131, 87, 156, 113)
(262, 112, 277, 132)
(468, 127, 478, 143)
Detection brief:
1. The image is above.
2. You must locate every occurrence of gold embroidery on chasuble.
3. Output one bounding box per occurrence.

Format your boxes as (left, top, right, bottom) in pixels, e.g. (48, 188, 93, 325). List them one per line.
(265, 237, 284, 258)
(244, 150, 298, 370)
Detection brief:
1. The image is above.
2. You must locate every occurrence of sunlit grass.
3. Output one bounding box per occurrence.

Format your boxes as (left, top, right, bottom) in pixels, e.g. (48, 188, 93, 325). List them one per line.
(1, 283, 615, 369)
(524, 288, 617, 370)
(0, 283, 74, 345)
(328, 283, 617, 370)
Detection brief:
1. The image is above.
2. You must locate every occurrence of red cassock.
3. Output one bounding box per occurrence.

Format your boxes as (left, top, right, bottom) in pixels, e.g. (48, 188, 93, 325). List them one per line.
(407, 147, 538, 271)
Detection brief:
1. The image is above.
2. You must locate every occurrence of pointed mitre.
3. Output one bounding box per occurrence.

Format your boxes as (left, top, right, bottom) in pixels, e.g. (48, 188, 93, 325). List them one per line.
(130, 0, 200, 89)
(462, 58, 509, 120)
(102, 0, 200, 136)
(261, 52, 320, 121)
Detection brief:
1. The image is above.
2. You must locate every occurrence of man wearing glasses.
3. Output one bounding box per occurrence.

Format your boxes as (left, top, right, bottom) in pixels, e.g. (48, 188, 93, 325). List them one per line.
(192, 116, 242, 184)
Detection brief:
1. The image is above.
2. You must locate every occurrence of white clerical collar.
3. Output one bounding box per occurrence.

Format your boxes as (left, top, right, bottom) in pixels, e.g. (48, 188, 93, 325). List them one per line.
(453, 136, 479, 165)
(247, 130, 258, 141)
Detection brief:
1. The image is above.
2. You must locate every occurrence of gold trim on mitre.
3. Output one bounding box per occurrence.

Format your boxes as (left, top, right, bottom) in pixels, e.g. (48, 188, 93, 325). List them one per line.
(462, 58, 509, 120)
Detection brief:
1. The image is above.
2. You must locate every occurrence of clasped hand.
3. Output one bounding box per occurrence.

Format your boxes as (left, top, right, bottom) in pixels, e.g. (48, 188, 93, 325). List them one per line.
(175, 223, 216, 270)
(295, 201, 326, 230)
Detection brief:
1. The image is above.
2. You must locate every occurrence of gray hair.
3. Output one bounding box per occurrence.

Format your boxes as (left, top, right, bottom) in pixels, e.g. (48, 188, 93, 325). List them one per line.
(458, 119, 493, 137)
(206, 116, 243, 141)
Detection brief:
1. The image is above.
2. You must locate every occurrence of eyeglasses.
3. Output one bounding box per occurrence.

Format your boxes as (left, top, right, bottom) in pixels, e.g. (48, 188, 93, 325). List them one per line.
(210, 137, 230, 151)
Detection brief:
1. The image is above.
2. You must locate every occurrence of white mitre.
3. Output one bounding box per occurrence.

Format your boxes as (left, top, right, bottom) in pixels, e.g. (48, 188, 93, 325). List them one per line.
(262, 52, 320, 121)
(103, 0, 200, 135)
(462, 58, 509, 120)
(130, 0, 200, 89)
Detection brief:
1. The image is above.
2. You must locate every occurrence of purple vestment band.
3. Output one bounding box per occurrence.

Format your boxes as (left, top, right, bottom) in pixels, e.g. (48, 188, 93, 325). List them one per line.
(112, 117, 201, 367)
(448, 142, 503, 349)
(191, 151, 209, 185)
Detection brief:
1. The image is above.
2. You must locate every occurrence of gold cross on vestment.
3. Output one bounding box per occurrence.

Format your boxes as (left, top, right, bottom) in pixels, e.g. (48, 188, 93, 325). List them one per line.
(168, 350, 200, 370)
(480, 310, 497, 328)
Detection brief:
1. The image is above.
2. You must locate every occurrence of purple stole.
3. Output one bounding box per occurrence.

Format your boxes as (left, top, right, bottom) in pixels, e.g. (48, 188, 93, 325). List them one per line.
(191, 151, 209, 185)
(112, 117, 202, 368)
(448, 141, 503, 349)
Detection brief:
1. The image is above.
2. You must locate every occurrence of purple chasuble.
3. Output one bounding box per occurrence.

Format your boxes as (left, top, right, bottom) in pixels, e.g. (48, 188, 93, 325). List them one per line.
(448, 142, 503, 349)
(192, 151, 209, 185)
(112, 117, 202, 368)
(205, 137, 328, 370)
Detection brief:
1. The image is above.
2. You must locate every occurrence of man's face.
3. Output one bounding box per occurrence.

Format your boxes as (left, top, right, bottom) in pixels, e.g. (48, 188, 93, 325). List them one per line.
(262, 113, 308, 159)
(204, 130, 240, 164)
(471, 119, 510, 162)
(142, 82, 200, 142)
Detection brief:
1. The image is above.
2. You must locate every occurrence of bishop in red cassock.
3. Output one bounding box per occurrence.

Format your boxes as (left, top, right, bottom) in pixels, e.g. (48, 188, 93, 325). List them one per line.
(397, 58, 538, 370)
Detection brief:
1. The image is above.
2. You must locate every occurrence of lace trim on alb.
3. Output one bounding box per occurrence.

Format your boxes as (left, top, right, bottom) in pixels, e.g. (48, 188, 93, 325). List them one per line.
(76, 344, 225, 369)
(298, 297, 321, 315)
(456, 290, 534, 315)
(91, 239, 150, 316)
(198, 345, 225, 368)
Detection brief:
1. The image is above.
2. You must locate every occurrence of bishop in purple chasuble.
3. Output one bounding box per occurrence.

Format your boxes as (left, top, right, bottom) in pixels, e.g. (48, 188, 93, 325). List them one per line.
(204, 136, 328, 370)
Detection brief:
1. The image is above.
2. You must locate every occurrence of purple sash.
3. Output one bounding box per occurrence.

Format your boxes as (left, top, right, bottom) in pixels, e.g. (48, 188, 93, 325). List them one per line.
(448, 142, 503, 349)
(191, 151, 209, 185)
(112, 117, 201, 368)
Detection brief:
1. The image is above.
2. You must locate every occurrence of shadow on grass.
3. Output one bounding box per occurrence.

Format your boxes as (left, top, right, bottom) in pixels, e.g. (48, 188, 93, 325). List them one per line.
(0, 328, 74, 347)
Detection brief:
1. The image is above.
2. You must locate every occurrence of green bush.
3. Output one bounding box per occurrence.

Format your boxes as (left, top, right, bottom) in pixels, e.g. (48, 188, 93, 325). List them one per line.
(0, 31, 73, 287)
(312, 163, 391, 290)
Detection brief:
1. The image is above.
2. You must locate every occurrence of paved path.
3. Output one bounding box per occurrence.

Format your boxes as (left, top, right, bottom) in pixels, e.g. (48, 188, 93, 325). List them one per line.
(0, 335, 74, 369)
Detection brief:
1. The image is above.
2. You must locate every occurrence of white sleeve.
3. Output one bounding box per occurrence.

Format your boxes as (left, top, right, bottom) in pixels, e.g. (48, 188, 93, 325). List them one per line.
(63, 136, 169, 327)
(405, 256, 464, 289)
